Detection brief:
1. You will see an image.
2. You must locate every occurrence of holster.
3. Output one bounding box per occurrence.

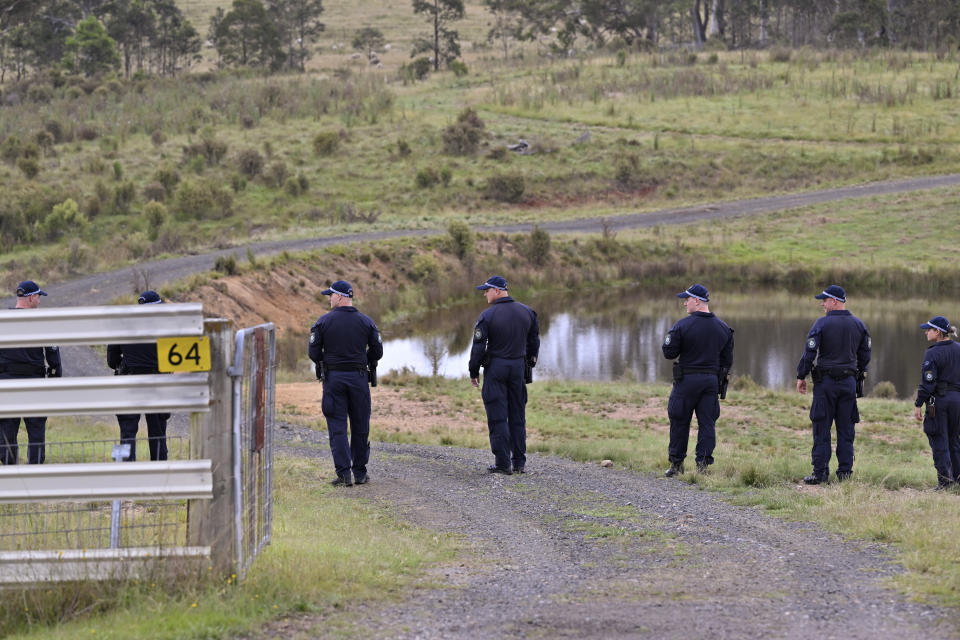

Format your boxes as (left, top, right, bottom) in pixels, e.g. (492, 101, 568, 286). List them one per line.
(524, 362, 533, 384)
(315, 361, 325, 383)
(856, 370, 866, 398)
(368, 363, 378, 387)
(810, 366, 823, 384)
(718, 367, 729, 400)
(928, 396, 937, 419)
(672, 361, 682, 384)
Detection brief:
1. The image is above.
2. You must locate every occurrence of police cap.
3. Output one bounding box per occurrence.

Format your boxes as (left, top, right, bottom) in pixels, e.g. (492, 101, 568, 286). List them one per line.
(921, 316, 951, 334)
(321, 280, 353, 297)
(138, 290, 163, 304)
(676, 283, 709, 302)
(16, 280, 47, 297)
(477, 275, 508, 291)
(814, 285, 846, 302)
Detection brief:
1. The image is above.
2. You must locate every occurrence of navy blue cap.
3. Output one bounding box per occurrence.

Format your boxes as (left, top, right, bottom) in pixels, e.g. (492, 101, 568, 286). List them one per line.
(477, 275, 508, 291)
(677, 283, 709, 302)
(321, 280, 353, 297)
(921, 316, 951, 333)
(814, 285, 846, 302)
(16, 280, 47, 297)
(137, 290, 162, 304)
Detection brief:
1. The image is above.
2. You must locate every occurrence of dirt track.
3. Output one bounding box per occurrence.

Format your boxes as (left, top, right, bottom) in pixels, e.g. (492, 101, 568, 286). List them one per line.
(253, 423, 959, 640)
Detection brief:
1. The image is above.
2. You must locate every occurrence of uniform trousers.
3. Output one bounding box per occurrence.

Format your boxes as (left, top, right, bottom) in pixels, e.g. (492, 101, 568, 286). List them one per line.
(482, 358, 527, 471)
(321, 370, 371, 479)
(667, 373, 719, 464)
(117, 413, 169, 461)
(0, 416, 46, 464)
(922, 390, 960, 485)
(809, 375, 858, 478)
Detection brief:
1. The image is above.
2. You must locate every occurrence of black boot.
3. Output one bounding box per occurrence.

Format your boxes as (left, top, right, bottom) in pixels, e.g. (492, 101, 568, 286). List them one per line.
(803, 474, 828, 485)
(665, 461, 684, 477)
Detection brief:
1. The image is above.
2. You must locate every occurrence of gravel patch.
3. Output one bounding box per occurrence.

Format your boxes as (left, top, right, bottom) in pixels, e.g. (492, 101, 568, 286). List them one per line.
(262, 422, 958, 639)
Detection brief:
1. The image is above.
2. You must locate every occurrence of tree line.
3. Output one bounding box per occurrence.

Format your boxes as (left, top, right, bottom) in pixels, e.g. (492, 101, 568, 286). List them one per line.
(0, 0, 957, 84)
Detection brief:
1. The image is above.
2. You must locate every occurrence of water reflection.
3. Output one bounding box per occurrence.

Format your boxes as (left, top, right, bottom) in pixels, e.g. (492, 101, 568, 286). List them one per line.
(377, 287, 956, 399)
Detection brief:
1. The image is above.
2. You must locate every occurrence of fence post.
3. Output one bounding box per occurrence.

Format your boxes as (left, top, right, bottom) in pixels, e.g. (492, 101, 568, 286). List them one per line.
(188, 318, 235, 575)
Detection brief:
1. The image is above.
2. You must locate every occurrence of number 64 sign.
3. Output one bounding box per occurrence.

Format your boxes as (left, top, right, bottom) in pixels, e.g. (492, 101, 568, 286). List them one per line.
(156, 337, 212, 373)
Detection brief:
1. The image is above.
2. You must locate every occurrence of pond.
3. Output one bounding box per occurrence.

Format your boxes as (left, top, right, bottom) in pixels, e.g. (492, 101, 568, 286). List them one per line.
(377, 287, 958, 399)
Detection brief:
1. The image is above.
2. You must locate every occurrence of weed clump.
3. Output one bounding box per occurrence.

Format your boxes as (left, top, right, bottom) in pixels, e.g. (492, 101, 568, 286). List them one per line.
(312, 131, 340, 156)
(871, 380, 898, 399)
(17, 157, 39, 178)
(143, 182, 167, 203)
(174, 179, 232, 220)
(76, 124, 99, 141)
(485, 174, 525, 203)
(214, 254, 239, 275)
(265, 161, 289, 188)
(236, 148, 264, 177)
(443, 108, 486, 156)
(151, 130, 167, 147)
(154, 166, 181, 195)
(143, 201, 168, 241)
(447, 220, 474, 260)
(415, 167, 440, 189)
(527, 225, 551, 266)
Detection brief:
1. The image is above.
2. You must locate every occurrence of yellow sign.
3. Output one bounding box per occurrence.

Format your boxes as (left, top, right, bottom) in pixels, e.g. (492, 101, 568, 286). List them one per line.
(157, 337, 211, 373)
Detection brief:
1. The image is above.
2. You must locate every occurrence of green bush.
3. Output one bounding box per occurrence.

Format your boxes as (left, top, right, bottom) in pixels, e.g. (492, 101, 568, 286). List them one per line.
(214, 254, 239, 275)
(17, 156, 39, 178)
(443, 108, 486, 155)
(415, 167, 440, 189)
(236, 148, 264, 177)
(230, 174, 247, 193)
(175, 179, 232, 220)
(182, 132, 228, 166)
(154, 166, 180, 195)
(265, 161, 289, 188)
(143, 201, 168, 241)
(528, 225, 551, 266)
(872, 380, 898, 399)
(440, 167, 452, 186)
(143, 182, 167, 202)
(485, 174, 525, 203)
(84, 195, 101, 218)
(397, 139, 411, 157)
(411, 253, 442, 282)
(35, 130, 55, 152)
(151, 130, 167, 146)
(39, 198, 87, 241)
(296, 172, 309, 192)
(112, 160, 123, 180)
(312, 131, 340, 156)
(113, 180, 136, 213)
(27, 84, 53, 103)
(450, 60, 468, 76)
(404, 57, 432, 81)
(447, 220, 474, 259)
(284, 176, 303, 197)
(352, 27, 385, 52)
(76, 124, 98, 141)
(1, 136, 21, 164)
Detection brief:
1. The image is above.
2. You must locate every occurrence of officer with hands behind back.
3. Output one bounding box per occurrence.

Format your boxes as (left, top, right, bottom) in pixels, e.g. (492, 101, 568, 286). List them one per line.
(914, 316, 960, 490)
(796, 285, 871, 485)
(0, 280, 61, 465)
(661, 283, 734, 477)
(309, 280, 382, 487)
(469, 276, 540, 475)
(106, 290, 169, 462)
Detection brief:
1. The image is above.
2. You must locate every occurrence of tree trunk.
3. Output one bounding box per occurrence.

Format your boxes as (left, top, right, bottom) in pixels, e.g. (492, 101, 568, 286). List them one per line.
(433, 0, 440, 71)
(690, 0, 704, 50)
(707, 0, 724, 40)
(759, 0, 768, 47)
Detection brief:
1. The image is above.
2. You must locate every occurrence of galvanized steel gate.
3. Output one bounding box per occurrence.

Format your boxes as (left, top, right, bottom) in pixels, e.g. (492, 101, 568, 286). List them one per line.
(0, 306, 275, 584)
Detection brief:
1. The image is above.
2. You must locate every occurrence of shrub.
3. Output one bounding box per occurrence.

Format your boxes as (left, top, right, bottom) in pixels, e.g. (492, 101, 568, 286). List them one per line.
(397, 139, 411, 157)
(17, 157, 39, 178)
(240, 114, 256, 129)
(236, 148, 264, 177)
(94, 180, 111, 204)
(154, 166, 180, 195)
(143, 201, 168, 241)
(528, 225, 551, 266)
(84, 195, 101, 218)
(175, 179, 232, 220)
(296, 172, 309, 192)
(113, 180, 136, 213)
(352, 27, 385, 52)
(76, 124, 99, 141)
(443, 108, 485, 155)
(151, 130, 167, 146)
(143, 181, 167, 202)
(871, 380, 898, 399)
(447, 220, 474, 259)
(485, 174, 525, 203)
(214, 254, 239, 275)
(1, 136, 21, 163)
(39, 198, 87, 240)
(450, 60, 468, 77)
(439, 167, 452, 186)
(411, 253, 442, 282)
(769, 47, 792, 63)
(405, 57, 432, 81)
(27, 84, 53, 103)
(182, 131, 228, 166)
(265, 160, 288, 188)
(112, 160, 123, 180)
(20, 143, 39, 160)
(415, 167, 440, 189)
(284, 176, 302, 197)
(230, 174, 247, 192)
(44, 119, 65, 143)
(312, 131, 340, 156)
(616, 50, 627, 67)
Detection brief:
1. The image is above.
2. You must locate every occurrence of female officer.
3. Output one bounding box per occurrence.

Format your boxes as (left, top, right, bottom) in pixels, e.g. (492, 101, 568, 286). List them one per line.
(914, 316, 960, 490)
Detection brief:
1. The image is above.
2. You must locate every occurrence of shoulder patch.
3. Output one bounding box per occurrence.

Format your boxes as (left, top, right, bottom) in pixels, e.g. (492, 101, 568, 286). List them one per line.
(475, 329, 482, 340)
(807, 338, 816, 349)
(377, 332, 382, 343)
(925, 370, 935, 382)
(309, 332, 316, 344)
(866, 337, 871, 349)
(664, 335, 672, 346)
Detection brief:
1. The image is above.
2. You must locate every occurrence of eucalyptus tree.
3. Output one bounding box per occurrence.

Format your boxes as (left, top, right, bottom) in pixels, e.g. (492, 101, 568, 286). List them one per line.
(411, 0, 464, 71)
(268, 0, 324, 72)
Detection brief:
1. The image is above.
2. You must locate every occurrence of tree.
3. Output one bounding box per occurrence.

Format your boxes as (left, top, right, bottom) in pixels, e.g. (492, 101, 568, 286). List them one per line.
(62, 15, 120, 76)
(213, 0, 284, 69)
(411, 0, 464, 71)
(268, 0, 324, 72)
(483, 0, 525, 59)
(352, 26, 385, 54)
(104, 0, 156, 77)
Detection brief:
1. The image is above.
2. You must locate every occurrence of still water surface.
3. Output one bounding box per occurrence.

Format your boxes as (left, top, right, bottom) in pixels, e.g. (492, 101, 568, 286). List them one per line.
(377, 287, 959, 399)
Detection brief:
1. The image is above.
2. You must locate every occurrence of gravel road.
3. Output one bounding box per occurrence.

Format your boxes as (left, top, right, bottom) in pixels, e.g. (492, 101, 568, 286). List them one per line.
(264, 422, 958, 640)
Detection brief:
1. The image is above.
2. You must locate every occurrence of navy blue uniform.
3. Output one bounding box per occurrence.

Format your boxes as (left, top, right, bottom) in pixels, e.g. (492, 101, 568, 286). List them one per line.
(0, 327, 61, 465)
(797, 310, 871, 479)
(915, 340, 960, 485)
(469, 297, 540, 471)
(309, 307, 382, 482)
(107, 342, 169, 461)
(662, 312, 734, 466)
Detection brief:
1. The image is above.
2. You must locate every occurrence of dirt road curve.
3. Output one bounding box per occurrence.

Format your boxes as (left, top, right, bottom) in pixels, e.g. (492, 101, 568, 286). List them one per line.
(259, 423, 958, 640)
(32, 173, 960, 310)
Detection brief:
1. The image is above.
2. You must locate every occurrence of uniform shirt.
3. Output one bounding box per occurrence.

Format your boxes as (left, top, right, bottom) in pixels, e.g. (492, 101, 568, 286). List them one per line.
(661, 311, 734, 370)
(469, 297, 540, 378)
(309, 306, 382, 367)
(915, 340, 960, 407)
(0, 307, 61, 376)
(107, 342, 158, 373)
(796, 309, 871, 379)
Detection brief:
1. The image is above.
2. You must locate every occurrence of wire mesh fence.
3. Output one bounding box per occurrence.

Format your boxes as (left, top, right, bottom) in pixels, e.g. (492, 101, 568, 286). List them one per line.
(2, 435, 190, 465)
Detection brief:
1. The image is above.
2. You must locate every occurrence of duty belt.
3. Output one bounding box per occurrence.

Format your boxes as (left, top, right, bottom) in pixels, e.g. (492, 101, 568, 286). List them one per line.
(681, 367, 719, 375)
(325, 363, 366, 372)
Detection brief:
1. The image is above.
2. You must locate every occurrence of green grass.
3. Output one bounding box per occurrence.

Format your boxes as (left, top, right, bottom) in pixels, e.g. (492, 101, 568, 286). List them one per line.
(373, 374, 960, 606)
(2, 454, 457, 638)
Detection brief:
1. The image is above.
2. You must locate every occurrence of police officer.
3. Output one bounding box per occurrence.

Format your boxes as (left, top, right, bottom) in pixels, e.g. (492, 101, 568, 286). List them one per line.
(106, 290, 170, 462)
(308, 280, 382, 487)
(914, 316, 960, 490)
(0, 280, 62, 465)
(469, 275, 540, 475)
(661, 284, 734, 477)
(796, 285, 871, 485)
